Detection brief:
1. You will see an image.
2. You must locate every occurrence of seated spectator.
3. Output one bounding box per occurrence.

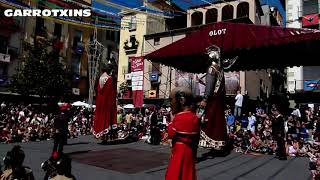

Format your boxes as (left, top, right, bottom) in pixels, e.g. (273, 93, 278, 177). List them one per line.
(287, 141, 298, 157)
(1, 145, 34, 180)
(300, 123, 309, 141)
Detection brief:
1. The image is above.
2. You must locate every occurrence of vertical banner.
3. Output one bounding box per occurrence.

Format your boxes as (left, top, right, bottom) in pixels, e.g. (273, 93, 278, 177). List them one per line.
(130, 56, 144, 108)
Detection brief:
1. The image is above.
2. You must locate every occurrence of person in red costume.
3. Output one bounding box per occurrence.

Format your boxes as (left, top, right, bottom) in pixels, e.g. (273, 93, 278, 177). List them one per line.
(93, 63, 117, 140)
(165, 87, 200, 180)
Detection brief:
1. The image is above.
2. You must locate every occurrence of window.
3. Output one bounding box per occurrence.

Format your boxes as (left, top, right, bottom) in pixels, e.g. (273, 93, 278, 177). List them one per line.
(111, 31, 115, 42)
(303, 0, 318, 15)
(73, 30, 82, 49)
(237, 2, 249, 18)
(71, 54, 81, 81)
(129, 35, 137, 47)
(154, 37, 160, 46)
(206, 8, 218, 24)
(129, 16, 137, 31)
(191, 12, 203, 26)
(115, 31, 120, 43)
(0, 36, 8, 54)
(222, 5, 234, 21)
(288, 72, 295, 77)
(35, 17, 45, 36)
(152, 63, 160, 72)
(106, 30, 111, 40)
(53, 23, 62, 39)
(128, 58, 131, 73)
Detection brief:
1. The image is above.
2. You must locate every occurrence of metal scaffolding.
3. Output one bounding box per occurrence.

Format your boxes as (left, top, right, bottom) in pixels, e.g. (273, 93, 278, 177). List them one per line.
(86, 22, 104, 109)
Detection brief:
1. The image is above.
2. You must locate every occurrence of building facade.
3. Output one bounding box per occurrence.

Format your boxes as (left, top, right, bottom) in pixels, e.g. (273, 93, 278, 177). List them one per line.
(286, 0, 320, 105)
(117, 0, 186, 104)
(0, 0, 120, 101)
(143, 0, 284, 102)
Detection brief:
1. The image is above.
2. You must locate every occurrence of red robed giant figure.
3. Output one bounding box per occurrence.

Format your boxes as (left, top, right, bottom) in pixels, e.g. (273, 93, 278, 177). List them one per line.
(93, 64, 117, 138)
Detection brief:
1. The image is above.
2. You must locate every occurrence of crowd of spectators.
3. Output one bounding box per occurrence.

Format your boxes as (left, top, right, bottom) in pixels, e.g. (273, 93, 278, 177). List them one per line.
(3, 100, 320, 179)
(0, 102, 93, 144)
(224, 104, 320, 179)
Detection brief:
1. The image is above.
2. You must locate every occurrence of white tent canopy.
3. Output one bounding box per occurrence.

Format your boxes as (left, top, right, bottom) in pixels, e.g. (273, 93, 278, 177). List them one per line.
(123, 104, 134, 109)
(72, 101, 90, 107)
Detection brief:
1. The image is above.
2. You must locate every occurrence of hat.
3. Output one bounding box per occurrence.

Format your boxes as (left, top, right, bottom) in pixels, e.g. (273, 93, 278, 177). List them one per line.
(58, 103, 71, 111)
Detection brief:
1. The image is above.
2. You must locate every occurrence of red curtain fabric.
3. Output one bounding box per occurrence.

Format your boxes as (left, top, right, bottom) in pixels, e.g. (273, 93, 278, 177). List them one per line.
(145, 22, 320, 72)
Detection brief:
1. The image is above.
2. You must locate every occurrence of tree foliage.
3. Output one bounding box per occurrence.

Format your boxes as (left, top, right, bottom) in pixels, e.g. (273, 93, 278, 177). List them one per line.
(11, 37, 70, 99)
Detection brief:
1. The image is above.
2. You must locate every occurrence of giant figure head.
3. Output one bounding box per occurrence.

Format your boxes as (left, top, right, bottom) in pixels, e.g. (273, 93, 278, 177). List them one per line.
(101, 62, 114, 76)
(206, 45, 221, 66)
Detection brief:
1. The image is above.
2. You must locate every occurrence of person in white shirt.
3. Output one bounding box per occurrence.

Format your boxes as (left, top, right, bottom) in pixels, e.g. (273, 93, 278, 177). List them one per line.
(291, 105, 301, 118)
(234, 91, 243, 117)
(247, 112, 256, 132)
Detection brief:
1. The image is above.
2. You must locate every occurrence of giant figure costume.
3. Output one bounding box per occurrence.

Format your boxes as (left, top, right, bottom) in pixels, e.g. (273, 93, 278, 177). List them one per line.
(93, 64, 117, 138)
(199, 45, 237, 150)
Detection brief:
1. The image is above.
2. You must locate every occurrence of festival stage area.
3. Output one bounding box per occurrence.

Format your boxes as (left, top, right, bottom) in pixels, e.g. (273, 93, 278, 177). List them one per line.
(0, 136, 311, 180)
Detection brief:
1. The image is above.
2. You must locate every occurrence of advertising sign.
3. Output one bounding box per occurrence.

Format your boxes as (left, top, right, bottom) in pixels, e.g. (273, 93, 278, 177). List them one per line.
(304, 80, 320, 91)
(130, 56, 144, 107)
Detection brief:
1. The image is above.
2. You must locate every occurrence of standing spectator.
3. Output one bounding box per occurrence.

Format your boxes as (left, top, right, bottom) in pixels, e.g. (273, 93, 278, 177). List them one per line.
(314, 118, 320, 142)
(117, 110, 123, 126)
(125, 110, 133, 130)
(234, 91, 243, 118)
(272, 109, 287, 160)
(248, 112, 256, 133)
(241, 114, 248, 130)
(149, 107, 160, 145)
(292, 105, 301, 118)
(226, 111, 235, 133)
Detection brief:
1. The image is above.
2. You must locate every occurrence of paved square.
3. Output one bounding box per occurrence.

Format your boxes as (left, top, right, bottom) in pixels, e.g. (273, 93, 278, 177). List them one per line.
(70, 148, 169, 174)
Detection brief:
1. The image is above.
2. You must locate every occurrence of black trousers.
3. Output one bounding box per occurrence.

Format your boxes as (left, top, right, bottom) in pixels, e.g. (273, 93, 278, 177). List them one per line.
(150, 126, 160, 145)
(53, 132, 67, 154)
(275, 135, 286, 158)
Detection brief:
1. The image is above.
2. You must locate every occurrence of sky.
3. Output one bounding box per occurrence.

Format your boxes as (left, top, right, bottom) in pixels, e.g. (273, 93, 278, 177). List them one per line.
(92, 0, 285, 25)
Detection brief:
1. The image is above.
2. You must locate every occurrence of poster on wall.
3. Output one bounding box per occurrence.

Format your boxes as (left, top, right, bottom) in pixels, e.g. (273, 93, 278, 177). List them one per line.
(224, 72, 240, 95)
(175, 71, 240, 96)
(130, 56, 144, 107)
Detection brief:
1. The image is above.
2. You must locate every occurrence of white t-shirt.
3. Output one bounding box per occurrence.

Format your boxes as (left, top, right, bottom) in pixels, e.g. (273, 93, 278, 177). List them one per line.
(288, 146, 297, 156)
(248, 115, 256, 131)
(292, 109, 301, 118)
(235, 94, 243, 107)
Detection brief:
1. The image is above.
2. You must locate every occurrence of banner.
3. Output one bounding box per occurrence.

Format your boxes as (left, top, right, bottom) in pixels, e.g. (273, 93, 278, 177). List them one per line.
(130, 56, 144, 107)
(304, 80, 320, 91)
(302, 14, 319, 27)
